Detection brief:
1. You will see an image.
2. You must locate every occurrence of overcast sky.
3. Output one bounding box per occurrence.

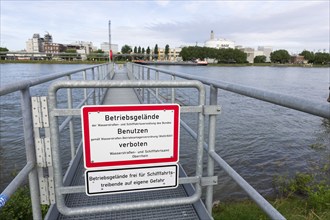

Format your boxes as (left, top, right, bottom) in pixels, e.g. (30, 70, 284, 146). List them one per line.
(1, 0, 329, 53)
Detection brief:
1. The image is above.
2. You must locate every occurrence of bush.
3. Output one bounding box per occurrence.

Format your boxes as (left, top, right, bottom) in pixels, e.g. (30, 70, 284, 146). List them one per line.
(0, 186, 49, 220)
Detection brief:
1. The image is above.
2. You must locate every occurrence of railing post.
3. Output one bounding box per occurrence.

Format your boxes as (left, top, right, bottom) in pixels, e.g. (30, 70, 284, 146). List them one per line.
(147, 68, 150, 104)
(83, 70, 87, 105)
(141, 67, 145, 102)
(155, 70, 159, 100)
(97, 66, 103, 98)
(171, 75, 176, 103)
(92, 69, 96, 105)
(21, 88, 42, 220)
(66, 76, 75, 160)
(206, 85, 218, 214)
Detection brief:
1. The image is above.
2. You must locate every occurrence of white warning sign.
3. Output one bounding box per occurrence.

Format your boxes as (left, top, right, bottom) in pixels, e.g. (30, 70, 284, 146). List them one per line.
(85, 164, 178, 195)
(81, 104, 180, 168)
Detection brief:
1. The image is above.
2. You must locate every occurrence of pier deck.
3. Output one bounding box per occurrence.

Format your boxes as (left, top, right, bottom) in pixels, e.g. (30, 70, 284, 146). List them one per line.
(47, 69, 211, 220)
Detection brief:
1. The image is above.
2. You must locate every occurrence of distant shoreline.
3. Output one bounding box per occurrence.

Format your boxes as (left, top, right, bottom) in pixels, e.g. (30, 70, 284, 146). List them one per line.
(0, 60, 329, 68)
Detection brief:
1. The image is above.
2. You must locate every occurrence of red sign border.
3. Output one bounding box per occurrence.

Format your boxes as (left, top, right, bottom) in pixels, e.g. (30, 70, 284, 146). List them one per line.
(82, 104, 180, 169)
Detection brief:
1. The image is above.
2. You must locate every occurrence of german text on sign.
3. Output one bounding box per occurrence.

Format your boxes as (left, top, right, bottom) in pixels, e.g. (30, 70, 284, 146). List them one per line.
(81, 104, 180, 168)
(85, 164, 178, 195)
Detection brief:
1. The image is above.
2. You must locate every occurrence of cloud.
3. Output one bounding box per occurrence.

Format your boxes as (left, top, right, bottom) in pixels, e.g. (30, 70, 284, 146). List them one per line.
(155, 0, 170, 7)
(1, 0, 329, 52)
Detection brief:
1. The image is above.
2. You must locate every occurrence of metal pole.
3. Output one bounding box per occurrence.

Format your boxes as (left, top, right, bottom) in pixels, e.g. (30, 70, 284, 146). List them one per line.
(205, 85, 218, 213)
(171, 75, 176, 103)
(156, 70, 159, 100)
(147, 68, 150, 104)
(83, 70, 87, 105)
(21, 88, 42, 219)
(108, 20, 111, 63)
(66, 76, 75, 160)
(142, 67, 145, 102)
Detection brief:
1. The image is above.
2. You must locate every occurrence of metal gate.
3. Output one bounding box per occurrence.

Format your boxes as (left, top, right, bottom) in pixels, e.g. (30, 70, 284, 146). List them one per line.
(47, 80, 218, 218)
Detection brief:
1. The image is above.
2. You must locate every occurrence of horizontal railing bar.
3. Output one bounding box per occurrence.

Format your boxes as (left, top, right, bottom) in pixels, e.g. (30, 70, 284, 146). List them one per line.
(209, 151, 285, 220)
(58, 186, 202, 216)
(58, 176, 200, 195)
(58, 89, 95, 131)
(134, 64, 329, 119)
(0, 162, 34, 208)
(180, 116, 285, 220)
(53, 109, 81, 116)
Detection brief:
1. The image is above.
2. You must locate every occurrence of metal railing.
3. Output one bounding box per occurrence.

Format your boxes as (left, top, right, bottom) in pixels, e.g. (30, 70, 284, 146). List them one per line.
(1, 62, 328, 219)
(127, 62, 330, 219)
(47, 80, 210, 216)
(0, 63, 113, 219)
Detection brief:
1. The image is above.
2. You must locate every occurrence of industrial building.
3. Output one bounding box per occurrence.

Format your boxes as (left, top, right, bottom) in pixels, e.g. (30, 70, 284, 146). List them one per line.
(204, 30, 272, 63)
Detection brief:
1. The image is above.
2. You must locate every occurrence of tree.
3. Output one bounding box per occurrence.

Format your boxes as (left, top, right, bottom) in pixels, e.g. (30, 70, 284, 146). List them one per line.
(121, 45, 132, 54)
(154, 44, 159, 60)
(95, 49, 104, 53)
(0, 47, 9, 52)
(146, 47, 150, 54)
(299, 50, 314, 63)
(133, 46, 137, 54)
(0, 47, 9, 60)
(60, 49, 80, 61)
(138, 46, 141, 54)
(254, 55, 266, 63)
(87, 51, 107, 61)
(179, 46, 247, 63)
(314, 52, 330, 65)
(65, 49, 77, 53)
(270, 49, 290, 63)
(165, 44, 170, 60)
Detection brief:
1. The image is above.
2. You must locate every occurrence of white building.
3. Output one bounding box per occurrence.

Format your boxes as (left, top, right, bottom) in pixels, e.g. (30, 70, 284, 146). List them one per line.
(26, 34, 43, 53)
(100, 42, 119, 54)
(26, 33, 54, 53)
(157, 47, 182, 61)
(240, 46, 273, 63)
(71, 41, 96, 54)
(257, 46, 272, 62)
(204, 30, 235, 49)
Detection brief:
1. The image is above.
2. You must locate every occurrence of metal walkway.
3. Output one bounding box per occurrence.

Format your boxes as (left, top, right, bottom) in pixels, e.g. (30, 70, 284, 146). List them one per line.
(46, 69, 211, 219)
(103, 69, 140, 105)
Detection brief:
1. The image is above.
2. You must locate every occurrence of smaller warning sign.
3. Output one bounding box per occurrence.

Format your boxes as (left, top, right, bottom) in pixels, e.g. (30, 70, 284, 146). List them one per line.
(85, 164, 178, 195)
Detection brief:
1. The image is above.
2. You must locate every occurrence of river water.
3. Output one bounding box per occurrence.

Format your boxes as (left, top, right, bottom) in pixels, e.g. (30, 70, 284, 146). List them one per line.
(0, 63, 329, 201)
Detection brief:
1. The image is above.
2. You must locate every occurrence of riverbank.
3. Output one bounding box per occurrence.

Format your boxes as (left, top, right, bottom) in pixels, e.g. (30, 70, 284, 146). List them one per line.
(208, 62, 329, 68)
(0, 60, 125, 65)
(213, 168, 330, 219)
(1, 60, 329, 67)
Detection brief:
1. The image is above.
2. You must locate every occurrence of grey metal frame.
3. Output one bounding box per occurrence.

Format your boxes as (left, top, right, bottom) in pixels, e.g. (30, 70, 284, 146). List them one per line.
(128, 63, 329, 119)
(47, 80, 208, 216)
(127, 62, 330, 220)
(0, 63, 112, 219)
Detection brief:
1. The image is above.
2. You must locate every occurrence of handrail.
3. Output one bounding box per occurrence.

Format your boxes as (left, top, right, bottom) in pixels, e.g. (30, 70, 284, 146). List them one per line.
(128, 63, 324, 220)
(129, 63, 329, 119)
(0, 64, 103, 96)
(0, 63, 112, 219)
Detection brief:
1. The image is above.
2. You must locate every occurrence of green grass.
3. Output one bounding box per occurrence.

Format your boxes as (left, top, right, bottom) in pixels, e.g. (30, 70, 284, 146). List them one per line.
(213, 164, 330, 220)
(0, 185, 49, 220)
(213, 195, 330, 220)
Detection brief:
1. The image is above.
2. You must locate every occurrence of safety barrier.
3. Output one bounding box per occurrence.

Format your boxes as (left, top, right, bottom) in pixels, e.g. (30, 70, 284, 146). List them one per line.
(126, 62, 330, 219)
(2, 62, 327, 219)
(0, 63, 113, 219)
